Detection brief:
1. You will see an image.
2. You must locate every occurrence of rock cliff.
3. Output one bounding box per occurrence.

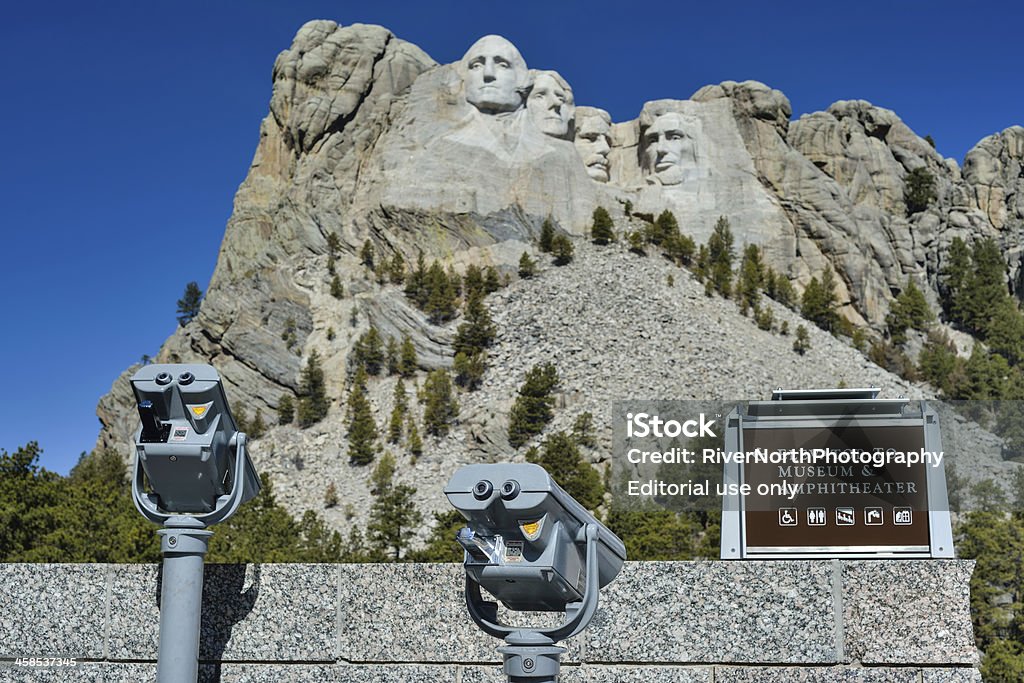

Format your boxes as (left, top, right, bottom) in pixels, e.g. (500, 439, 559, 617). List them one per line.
(95, 21, 1022, 532)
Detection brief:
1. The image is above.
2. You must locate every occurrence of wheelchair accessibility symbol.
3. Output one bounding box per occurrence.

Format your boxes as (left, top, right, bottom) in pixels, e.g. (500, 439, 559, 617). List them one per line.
(779, 508, 798, 526)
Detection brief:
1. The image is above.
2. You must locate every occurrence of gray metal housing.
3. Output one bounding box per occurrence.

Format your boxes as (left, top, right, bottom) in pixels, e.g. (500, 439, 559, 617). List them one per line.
(446, 463, 626, 612)
(130, 363, 260, 524)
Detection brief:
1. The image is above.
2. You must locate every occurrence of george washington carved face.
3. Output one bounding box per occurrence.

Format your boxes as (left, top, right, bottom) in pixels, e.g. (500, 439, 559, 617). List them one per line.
(461, 35, 529, 114)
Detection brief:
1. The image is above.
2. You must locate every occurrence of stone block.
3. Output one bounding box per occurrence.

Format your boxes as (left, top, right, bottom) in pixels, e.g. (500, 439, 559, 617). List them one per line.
(843, 561, 978, 665)
(107, 563, 335, 661)
(585, 561, 836, 663)
(336, 564, 582, 663)
(715, 666, 919, 682)
(0, 564, 108, 660)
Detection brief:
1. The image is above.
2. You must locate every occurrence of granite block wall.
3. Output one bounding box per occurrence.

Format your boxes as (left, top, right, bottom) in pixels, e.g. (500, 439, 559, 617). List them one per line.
(0, 561, 980, 682)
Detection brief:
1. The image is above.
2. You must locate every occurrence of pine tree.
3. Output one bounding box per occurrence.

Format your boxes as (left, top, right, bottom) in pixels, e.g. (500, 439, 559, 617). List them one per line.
(539, 217, 555, 253)
(462, 264, 484, 301)
(389, 253, 405, 284)
(604, 505, 702, 561)
(354, 326, 385, 375)
(964, 347, 1009, 400)
(801, 267, 840, 333)
(649, 209, 679, 246)
(453, 351, 487, 390)
(591, 206, 615, 245)
(508, 363, 559, 448)
(281, 316, 297, 350)
(324, 482, 339, 508)
(388, 380, 407, 444)
(986, 299, 1024, 366)
(176, 281, 203, 326)
(886, 278, 934, 344)
(518, 252, 537, 278)
(407, 417, 423, 457)
(405, 253, 428, 307)
(793, 325, 810, 354)
(571, 412, 596, 448)
(904, 166, 937, 214)
(385, 336, 400, 375)
(407, 510, 465, 562)
(206, 474, 309, 563)
(422, 369, 459, 436)
(665, 232, 696, 266)
(330, 275, 344, 299)
(234, 407, 250, 435)
(326, 232, 341, 257)
(627, 231, 646, 255)
(917, 330, 962, 397)
(868, 341, 918, 381)
(367, 453, 422, 561)
(249, 408, 267, 439)
(399, 335, 418, 377)
(483, 266, 502, 294)
(360, 239, 375, 268)
(277, 395, 294, 425)
(962, 238, 1009, 336)
(526, 432, 604, 511)
(707, 217, 735, 297)
(737, 244, 765, 314)
(346, 368, 377, 465)
(695, 244, 709, 281)
(297, 351, 329, 427)
(447, 265, 463, 301)
(454, 292, 496, 357)
(940, 237, 971, 325)
(765, 267, 797, 308)
(552, 235, 574, 266)
(425, 261, 457, 323)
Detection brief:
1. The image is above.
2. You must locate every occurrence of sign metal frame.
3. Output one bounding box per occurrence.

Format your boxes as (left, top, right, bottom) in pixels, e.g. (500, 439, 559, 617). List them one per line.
(720, 389, 954, 559)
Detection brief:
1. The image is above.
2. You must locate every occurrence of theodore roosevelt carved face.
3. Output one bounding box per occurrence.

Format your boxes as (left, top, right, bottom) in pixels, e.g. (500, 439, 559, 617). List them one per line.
(527, 70, 575, 139)
(461, 35, 529, 114)
(574, 107, 612, 182)
(642, 112, 700, 185)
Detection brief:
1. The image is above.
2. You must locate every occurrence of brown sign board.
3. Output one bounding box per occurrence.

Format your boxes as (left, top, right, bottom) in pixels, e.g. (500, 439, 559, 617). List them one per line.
(720, 390, 953, 559)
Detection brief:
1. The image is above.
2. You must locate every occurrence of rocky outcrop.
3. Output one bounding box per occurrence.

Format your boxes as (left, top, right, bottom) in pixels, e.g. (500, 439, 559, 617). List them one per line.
(95, 23, 1022, 533)
(962, 126, 1024, 289)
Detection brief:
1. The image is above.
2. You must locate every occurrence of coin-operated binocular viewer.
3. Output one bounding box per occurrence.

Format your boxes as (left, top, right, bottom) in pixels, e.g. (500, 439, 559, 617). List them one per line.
(130, 364, 260, 683)
(446, 463, 626, 683)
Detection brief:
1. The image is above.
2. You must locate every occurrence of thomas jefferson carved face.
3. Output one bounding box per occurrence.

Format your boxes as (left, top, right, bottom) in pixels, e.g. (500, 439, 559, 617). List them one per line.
(642, 112, 699, 185)
(527, 71, 575, 139)
(461, 35, 528, 114)
(574, 107, 612, 182)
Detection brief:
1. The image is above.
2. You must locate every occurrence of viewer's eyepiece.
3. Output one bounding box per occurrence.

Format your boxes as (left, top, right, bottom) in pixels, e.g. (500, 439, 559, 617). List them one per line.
(473, 480, 494, 499)
(499, 480, 520, 500)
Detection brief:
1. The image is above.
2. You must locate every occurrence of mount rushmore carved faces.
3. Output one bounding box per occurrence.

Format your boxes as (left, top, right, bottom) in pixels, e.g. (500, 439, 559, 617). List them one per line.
(642, 112, 701, 185)
(573, 107, 612, 182)
(527, 70, 575, 139)
(461, 35, 529, 114)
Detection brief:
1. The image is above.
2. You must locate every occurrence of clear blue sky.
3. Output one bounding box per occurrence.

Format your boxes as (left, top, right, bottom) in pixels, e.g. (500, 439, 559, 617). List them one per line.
(2, 1, 1021, 474)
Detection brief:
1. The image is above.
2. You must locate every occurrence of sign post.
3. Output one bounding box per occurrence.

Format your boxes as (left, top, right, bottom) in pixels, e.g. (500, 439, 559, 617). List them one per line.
(720, 389, 954, 559)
